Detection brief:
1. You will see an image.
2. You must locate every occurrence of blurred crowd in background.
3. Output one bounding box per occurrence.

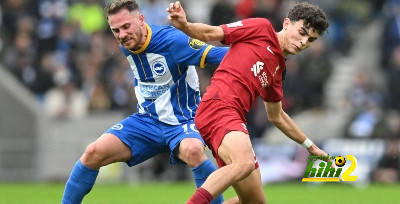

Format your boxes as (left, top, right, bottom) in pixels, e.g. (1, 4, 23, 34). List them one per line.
(0, 0, 399, 183)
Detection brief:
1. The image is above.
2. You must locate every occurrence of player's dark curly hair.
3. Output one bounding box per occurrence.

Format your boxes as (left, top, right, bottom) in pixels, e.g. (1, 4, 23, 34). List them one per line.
(287, 2, 329, 36)
(104, 0, 139, 19)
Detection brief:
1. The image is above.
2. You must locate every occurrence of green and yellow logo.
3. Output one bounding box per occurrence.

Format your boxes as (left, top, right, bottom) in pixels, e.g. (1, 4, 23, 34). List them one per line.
(301, 154, 357, 182)
(188, 38, 206, 49)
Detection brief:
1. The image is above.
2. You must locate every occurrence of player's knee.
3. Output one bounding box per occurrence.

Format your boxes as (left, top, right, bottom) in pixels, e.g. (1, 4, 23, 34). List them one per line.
(236, 159, 256, 178)
(81, 142, 103, 168)
(181, 142, 204, 158)
(179, 139, 207, 166)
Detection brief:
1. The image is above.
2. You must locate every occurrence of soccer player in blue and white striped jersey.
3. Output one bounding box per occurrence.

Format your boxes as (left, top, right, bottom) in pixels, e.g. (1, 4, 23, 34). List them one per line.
(61, 0, 228, 203)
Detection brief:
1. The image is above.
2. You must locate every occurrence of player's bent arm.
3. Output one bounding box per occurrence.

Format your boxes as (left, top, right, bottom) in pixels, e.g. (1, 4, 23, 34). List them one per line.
(182, 23, 225, 42)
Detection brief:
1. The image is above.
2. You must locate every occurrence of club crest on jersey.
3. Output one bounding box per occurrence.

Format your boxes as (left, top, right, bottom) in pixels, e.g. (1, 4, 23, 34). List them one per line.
(188, 38, 206, 49)
(152, 61, 167, 75)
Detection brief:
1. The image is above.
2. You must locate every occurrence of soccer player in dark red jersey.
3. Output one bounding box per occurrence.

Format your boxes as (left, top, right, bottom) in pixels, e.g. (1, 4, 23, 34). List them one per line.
(167, 1, 330, 203)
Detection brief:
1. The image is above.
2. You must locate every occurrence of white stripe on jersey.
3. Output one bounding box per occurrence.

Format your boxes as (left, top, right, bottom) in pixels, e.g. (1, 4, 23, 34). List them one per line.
(185, 66, 200, 116)
(154, 91, 179, 124)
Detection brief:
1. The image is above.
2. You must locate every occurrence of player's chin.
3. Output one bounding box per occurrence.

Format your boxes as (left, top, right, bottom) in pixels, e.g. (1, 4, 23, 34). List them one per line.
(122, 43, 135, 51)
(292, 47, 303, 55)
(287, 49, 298, 55)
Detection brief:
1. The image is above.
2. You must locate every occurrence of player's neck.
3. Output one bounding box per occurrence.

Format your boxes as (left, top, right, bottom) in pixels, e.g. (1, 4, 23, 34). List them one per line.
(276, 31, 289, 56)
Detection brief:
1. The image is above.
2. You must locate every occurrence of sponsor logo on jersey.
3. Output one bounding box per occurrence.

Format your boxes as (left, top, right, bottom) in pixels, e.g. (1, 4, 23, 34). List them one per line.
(188, 38, 206, 49)
(251, 61, 264, 77)
(251, 61, 269, 87)
(152, 61, 167, 76)
(111, 124, 123, 130)
(139, 83, 170, 99)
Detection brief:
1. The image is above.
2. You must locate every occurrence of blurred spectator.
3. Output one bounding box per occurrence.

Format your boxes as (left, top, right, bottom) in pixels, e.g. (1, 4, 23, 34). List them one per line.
(281, 57, 306, 114)
(43, 79, 88, 119)
(344, 71, 386, 138)
(89, 81, 111, 111)
(36, 0, 69, 59)
(210, 0, 236, 26)
(34, 52, 56, 98)
(373, 137, 399, 183)
(108, 62, 135, 111)
(140, 0, 170, 25)
(297, 39, 333, 109)
(387, 45, 400, 111)
(1, 0, 28, 43)
(371, 107, 400, 182)
(2, 31, 39, 92)
(251, 0, 282, 29)
(386, 110, 400, 139)
(381, 0, 400, 68)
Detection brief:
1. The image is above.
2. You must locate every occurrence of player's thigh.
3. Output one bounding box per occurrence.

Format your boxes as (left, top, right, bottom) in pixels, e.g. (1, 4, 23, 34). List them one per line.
(94, 133, 132, 161)
(101, 114, 165, 167)
(82, 133, 131, 167)
(218, 131, 255, 165)
(232, 168, 266, 203)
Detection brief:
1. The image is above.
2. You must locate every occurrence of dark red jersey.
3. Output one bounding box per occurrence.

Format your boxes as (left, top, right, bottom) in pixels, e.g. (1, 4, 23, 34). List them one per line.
(201, 18, 286, 117)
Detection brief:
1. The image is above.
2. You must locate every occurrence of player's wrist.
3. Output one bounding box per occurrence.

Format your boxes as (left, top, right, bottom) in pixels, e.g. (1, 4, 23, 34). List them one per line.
(301, 138, 313, 149)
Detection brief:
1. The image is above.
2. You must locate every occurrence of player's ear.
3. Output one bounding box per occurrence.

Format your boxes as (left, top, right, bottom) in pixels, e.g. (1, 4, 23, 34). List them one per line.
(282, 18, 290, 30)
(139, 14, 145, 26)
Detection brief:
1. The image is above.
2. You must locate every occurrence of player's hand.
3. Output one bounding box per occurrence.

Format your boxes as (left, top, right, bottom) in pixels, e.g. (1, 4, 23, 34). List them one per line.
(166, 1, 188, 30)
(307, 143, 335, 168)
(307, 143, 328, 160)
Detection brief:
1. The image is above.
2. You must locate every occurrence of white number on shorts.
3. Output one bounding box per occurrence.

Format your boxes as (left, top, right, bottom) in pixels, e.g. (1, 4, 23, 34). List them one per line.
(182, 123, 199, 133)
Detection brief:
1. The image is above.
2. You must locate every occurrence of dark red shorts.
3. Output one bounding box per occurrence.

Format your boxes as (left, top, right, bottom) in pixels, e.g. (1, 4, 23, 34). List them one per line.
(195, 99, 252, 167)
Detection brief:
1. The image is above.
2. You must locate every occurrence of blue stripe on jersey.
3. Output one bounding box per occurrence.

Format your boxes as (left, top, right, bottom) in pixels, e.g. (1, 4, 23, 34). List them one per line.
(187, 85, 200, 118)
(169, 63, 184, 83)
(169, 79, 186, 121)
(131, 55, 155, 82)
(174, 74, 194, 121)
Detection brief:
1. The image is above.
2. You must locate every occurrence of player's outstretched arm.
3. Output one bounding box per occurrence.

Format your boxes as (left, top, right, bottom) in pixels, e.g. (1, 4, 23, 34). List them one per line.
(264, 101, 330, 160)
(166, 1, 224, 42)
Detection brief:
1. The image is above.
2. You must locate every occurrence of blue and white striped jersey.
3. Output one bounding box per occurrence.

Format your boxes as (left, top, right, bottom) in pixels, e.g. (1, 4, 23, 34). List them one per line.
(120, 24, 228, 125)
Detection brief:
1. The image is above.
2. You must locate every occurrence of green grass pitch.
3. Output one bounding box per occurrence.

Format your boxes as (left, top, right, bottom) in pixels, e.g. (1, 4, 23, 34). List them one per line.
(0, 182, 398, 203)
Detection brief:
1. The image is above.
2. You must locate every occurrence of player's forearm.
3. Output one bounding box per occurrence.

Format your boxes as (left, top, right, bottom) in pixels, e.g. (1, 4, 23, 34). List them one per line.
(265, 101, 308, 144)
(273, 111, 308, 144)
(182, 22, 224, 42)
